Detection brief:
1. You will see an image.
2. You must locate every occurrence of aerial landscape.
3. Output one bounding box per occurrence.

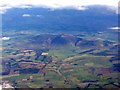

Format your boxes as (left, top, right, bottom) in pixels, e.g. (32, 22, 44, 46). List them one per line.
(0, 0, 120, 89)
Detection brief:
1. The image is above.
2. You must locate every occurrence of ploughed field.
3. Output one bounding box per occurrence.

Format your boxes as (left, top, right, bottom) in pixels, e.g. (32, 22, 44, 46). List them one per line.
(1, 31, 120, 88)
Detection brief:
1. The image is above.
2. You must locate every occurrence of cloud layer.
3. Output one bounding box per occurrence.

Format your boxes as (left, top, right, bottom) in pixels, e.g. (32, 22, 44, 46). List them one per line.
(0, 0, 119, 7)
(0, 0, 119, 14)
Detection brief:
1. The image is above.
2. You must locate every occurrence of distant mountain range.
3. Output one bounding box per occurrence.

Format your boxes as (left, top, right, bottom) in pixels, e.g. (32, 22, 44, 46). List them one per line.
(2, 5, 117, 33)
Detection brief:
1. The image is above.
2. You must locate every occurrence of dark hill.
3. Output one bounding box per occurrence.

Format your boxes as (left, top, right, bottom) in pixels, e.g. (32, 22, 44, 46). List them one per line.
(29, 34, 116, 49)
(51, 36, 68, 45)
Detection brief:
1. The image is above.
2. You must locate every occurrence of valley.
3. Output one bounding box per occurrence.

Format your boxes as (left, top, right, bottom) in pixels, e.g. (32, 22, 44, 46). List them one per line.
(1, 31, 120, 89)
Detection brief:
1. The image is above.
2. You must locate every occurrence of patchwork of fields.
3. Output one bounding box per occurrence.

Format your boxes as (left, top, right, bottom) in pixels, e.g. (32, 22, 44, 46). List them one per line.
(1, 31, 120, 88)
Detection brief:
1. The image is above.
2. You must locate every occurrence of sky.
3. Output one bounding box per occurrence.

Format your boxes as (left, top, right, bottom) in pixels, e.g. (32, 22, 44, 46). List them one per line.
(0, 0, 119, 13)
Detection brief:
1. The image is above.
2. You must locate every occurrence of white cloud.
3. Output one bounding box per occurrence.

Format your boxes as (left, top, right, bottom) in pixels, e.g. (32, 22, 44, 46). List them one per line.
(0, 0, 119, 14)
(22, 14, 44, 17)
(0, 0, 119, 7)
(36, 15, 43, 17)
(20, 5, 32, 9)
(109, 27, 120, 30)
(2, 37, 10, 40)
(0, 5, 12, 14)
(22, 14, 31, 17)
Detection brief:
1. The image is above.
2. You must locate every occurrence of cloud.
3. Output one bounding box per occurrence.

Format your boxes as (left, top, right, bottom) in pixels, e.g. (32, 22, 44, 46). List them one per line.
(22, 14, 31, 17)
(19, 5, 32, 9)
(22, 14, 44, 17)
(0, 5, 12, 14)
(0, 0, 119, 14)
(2, 37, 10, 40)
(36, 15, 43, 17)
(109, 27, 120, 30)
(0, 0, 119, 7)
